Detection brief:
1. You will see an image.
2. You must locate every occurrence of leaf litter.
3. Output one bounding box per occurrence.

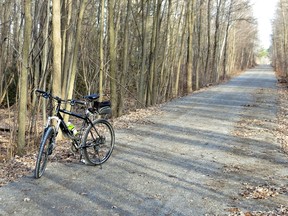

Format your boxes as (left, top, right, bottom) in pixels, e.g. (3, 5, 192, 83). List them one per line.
(0, 106, 162, 187)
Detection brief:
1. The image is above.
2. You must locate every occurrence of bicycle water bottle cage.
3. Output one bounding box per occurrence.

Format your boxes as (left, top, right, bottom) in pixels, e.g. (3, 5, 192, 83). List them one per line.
(83, 94, 99, 102)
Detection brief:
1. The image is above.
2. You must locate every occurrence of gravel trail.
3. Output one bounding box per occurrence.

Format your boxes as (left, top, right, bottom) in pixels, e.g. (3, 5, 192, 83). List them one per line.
(0, 65, 287, 215)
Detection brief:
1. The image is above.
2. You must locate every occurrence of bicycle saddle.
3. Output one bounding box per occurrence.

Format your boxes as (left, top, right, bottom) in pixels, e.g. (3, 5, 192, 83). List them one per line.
(83, 94, 99, 101)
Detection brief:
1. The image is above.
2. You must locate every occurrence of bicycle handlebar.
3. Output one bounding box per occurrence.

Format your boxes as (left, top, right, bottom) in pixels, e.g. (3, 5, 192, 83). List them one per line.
(35, 89, 87, 106)
(68, 99, 87, 106)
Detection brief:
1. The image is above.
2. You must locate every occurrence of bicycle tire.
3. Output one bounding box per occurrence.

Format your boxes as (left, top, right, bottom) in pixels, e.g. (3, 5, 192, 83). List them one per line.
(82, 119, 115, 165)
(34, 126, 55, 178)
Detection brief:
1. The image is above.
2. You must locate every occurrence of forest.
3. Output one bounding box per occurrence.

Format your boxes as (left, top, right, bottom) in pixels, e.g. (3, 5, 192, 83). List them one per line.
(0, 0, 266, 157)
(272, 0, 288, 76)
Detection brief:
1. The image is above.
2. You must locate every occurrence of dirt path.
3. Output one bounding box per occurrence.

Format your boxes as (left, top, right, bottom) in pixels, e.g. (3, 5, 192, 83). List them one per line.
(0, 65, 287, 216)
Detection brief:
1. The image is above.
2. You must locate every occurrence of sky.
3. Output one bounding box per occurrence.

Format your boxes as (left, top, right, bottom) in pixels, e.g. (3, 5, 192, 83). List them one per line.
(252, 0, 278, 49)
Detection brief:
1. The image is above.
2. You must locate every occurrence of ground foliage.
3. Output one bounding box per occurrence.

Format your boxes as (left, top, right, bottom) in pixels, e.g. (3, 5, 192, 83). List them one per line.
(227, 205, 288, 216)
(0, 106, 161, 187)
(276, 77, 288, 153)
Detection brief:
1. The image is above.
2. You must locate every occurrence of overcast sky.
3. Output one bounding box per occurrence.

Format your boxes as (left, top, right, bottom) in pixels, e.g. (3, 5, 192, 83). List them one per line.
(252, 0, 278, 49)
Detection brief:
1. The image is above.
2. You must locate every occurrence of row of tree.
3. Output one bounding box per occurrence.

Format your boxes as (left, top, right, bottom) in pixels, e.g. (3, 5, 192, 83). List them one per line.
(0, 0, 257, 155)
(271, 0, 288, 75)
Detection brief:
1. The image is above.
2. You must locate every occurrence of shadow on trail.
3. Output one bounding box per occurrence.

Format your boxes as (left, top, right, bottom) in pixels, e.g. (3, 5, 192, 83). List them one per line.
(1, 65, 287, 215)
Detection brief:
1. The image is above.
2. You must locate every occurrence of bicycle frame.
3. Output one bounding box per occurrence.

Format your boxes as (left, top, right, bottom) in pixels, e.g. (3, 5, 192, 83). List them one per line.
(46, 98, 101, 149)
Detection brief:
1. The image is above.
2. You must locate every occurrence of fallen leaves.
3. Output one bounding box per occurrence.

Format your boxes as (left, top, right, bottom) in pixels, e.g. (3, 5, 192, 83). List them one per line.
(232, 118, 270, 138)
(240, 183, 280, 199)
(222, 164, 241, 173)
(227, 205, 288, 216)
(276, 82, 288, 153)
(239, 181, 288, 201)
(113, 106, 162, 129)
(226, 181, 288, 215)
(0, 154, 35, 187)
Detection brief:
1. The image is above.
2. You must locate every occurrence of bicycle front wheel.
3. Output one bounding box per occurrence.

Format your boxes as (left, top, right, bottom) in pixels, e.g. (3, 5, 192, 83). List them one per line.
(82, 119, 115, 165)
(34, 126, 55, 178)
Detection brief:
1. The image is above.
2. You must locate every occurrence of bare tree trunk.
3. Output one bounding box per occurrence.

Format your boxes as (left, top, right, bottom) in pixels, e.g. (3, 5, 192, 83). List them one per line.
(64, 0, 88, 123)
(138, 0, 150, 107)
(159, 0, 172, 100)
(99, 0, 105, 102)
(40, 0, 51, 124)
(173, 5, 186, 98)
(52, 0, 62, 97)
(118, 0, 131, 116)
(17, 0, 32, 155)
(108, 0, 118, 117)
(212, 0, 222, 83)
(222, 0, 233, 79)
(61, 0, 73, 98)
(205, 0, 212, 84)
(195, 1, 205, 90)
(280, 0, 288, 76)
(147, 0, 162, 106)
(186, 0, 195, 94)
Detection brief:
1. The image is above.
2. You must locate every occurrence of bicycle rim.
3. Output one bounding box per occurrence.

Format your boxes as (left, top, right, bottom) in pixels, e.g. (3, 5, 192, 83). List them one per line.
(83, 119, 115, 165)
(34, 127, 54, 178)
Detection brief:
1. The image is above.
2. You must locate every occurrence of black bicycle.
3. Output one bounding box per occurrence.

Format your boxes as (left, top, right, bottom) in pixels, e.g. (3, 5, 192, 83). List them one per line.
(34, 89, 115, 179)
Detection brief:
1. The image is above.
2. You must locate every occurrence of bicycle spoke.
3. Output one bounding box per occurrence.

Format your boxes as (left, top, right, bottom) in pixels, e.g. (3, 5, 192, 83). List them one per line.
(82, 119, 114, 165)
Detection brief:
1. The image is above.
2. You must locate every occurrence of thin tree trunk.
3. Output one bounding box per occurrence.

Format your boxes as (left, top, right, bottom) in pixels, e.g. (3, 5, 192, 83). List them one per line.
(138, 0, 150, 107)
(99, 0, 105, 102)
(195, 1, 205, 90)
(212, 0, 222, 83)
(205, 0, 212, 84)
(222, 0, 233, 79)
(61, 0, 73, 98)
(64, 0, 88, 122)
(118, 0, 131, 116)
(186, 0, 195, 94)
(280, 0, 288, 76)
(147, 0, 162, 106)
(17, 0, 32, 155)
(108, 0, 118, 117)
(52, 0, 62, 97)
(173, 5, 186, 98)
(159, 0, 172, 101)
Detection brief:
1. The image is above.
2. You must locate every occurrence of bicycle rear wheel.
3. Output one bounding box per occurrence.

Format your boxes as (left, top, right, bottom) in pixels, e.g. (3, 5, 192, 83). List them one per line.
(82, 119, 115, 165)
(34, 126, 55, 178)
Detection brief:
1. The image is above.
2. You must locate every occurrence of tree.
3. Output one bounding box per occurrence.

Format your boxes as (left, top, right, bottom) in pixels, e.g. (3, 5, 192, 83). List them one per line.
(64, 0, 88, 122)
(272, 0, 288, 76)
(138, 0, 150, 107)
(118, 0, 132, 116)
(108, 0, 118, 117)
(17, 0, 32, 155)
(186, 0, 195, 94)
(52, 0, 62, 98)
(99, 0, 105, 102)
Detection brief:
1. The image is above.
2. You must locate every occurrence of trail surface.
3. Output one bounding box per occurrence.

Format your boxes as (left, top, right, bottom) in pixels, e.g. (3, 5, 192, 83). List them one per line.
(0, 65, 287, 215)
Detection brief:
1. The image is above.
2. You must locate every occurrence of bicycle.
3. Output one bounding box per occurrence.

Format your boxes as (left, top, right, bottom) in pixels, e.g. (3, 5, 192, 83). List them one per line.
(34, 89, 115, 179)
